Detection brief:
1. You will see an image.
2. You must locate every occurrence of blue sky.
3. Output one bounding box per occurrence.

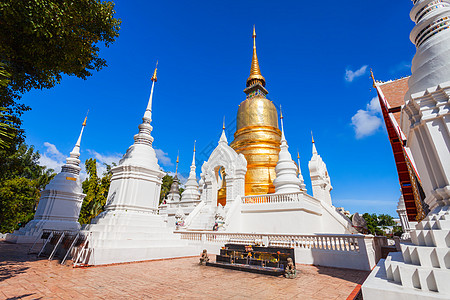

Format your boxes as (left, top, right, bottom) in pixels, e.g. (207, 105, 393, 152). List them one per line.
(21, 0, 416, 217)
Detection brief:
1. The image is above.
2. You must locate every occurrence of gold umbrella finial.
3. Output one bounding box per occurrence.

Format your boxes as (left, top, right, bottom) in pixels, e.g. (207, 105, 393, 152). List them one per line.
(82, 109, 89, 126)
(175, 150, 179, 174)
(246, 25, 265, 87)
(151, 61, 158, 82)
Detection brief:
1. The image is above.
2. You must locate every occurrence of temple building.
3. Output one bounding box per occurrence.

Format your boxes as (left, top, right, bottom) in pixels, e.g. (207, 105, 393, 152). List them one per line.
(181, 27, 354, 235)
(363, 1, 450, 298)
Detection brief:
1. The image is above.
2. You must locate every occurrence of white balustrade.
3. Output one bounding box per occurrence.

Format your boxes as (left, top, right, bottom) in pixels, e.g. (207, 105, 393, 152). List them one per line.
(241, 192, 302, 204)
(175, 231, 363, 253)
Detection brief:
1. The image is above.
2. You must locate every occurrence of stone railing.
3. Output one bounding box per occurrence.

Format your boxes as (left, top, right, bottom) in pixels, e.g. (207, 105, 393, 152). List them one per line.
(174, 231, 376, 270)
(241, 192, 302, 204)
(176, 231, 363, 252)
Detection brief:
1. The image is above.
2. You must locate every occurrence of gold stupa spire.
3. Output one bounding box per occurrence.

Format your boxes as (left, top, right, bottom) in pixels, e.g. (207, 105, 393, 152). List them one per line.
(151, 61, 158, 82)
(246, 25, 266, 87)
(82, 109, 89, 127)
(175, 150, 179, 175)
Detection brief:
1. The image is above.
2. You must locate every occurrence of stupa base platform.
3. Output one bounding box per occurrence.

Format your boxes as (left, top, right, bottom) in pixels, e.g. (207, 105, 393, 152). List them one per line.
(206, 261, 285, 276)
(362, 259, 449, 300)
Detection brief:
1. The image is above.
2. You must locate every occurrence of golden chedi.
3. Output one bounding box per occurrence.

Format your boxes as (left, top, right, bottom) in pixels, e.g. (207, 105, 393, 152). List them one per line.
(230, 27, 281, 195)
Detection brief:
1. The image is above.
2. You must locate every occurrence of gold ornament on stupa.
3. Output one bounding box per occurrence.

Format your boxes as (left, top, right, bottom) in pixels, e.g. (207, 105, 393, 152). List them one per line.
(230, 26, 281, 196)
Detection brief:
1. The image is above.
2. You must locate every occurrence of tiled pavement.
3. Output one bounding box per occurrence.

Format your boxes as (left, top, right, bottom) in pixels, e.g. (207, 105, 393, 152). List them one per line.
(0, 241, 369, 299)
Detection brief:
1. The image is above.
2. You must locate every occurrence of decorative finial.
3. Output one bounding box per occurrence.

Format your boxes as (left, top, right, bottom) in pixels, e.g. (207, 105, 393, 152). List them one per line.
(151, 61, 158, 82)
(297, 150, 300, 160)
(175, 150, 179, 174)
(246, 25, 266, 87)
(223, 116, 226, 130)
(311, 131, 315, 144)
(280, 105, 283, 120)
(82, 110, 89, 127)
(193, 140, 196, 152)
(370, 68, 376, 88)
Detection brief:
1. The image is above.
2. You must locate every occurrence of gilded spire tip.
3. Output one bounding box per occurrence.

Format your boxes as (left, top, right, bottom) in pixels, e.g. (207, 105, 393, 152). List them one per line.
(311, 131, 315, 144)
(246, 25, 265, 87)
(297, 150, 300, 160)
(193, 140, 196, 152)
(280, 105, 283, 119)
(82, 109, 89, 127)
(223, 116, 226, 130)
(151, 61, 158, 82)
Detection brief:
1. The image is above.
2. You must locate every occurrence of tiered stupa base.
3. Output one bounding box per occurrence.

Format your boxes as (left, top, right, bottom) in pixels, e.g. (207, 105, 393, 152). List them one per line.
(362, 206, 450, 299)
(6, 219, 80, 244)
(82, 210, 199, 265)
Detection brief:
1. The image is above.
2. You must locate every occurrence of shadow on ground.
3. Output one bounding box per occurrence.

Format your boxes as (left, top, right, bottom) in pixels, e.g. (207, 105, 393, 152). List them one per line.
(314, 265, 370, 284)
(6, 294, 42, 300)
(0, 241, 41, 282)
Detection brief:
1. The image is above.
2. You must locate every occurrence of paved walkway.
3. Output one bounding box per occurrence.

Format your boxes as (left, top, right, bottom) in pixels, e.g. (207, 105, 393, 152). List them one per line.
(0, 241, 369, 299)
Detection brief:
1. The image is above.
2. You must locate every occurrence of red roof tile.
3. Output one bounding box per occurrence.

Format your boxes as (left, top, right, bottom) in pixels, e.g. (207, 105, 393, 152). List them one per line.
(378, 77, 409, 125)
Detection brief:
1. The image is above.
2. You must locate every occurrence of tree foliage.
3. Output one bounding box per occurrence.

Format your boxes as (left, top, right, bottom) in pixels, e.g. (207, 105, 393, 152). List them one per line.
(78, 158, 113, 224)
(361, 213, 397, 236)
(0, 0, 121, 136)
(0, 142, 55, 233)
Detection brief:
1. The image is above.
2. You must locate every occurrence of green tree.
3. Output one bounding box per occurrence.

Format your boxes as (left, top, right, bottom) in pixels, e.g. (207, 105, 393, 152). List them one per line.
(0, 0, 121, 135)
(78, 158, 113, 224)
(0, 177, 39, 233)
(0, 143, 56, 232)
(378, 214, 396, 227)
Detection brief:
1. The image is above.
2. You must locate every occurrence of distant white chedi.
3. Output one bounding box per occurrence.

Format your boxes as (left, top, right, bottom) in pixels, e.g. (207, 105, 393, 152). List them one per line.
(363, 1, 450, 299)
(6, 118, 88, 243)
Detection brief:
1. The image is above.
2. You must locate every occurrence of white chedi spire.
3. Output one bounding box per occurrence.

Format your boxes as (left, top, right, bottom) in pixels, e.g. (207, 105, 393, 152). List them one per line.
(181, 141, 201, 203)
(297, 151, 307, 192)
(407, 0, 450, 96)
(219, 117, 228, 144)
(118, 62, 161, 170)
(62, 114, 88, 175)
(273, 109, 302, 194)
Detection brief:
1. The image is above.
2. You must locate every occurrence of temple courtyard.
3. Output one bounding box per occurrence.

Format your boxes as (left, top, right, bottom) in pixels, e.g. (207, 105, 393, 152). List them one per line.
(0, 241, 369, 299)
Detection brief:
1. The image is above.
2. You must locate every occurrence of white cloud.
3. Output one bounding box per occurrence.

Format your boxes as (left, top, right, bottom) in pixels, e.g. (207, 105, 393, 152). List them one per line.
(345, 65, 368, 82)
(351, 110, 382, 139)
(367, 96, 381, 113)
(86, 149, 122, 176)
(155, 148, 173, 166)
(39, 142, 66, 172)
(351, 96, 383, 139)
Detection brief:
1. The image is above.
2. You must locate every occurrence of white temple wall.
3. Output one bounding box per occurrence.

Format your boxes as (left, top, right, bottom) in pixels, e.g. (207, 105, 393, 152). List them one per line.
(240, 202, 323, 234)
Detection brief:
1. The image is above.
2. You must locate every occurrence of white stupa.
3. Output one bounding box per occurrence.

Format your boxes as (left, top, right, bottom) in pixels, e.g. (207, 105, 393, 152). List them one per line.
(296, 151, 307, 192)
(7, 116, 87, 243)
(363, 1, 450, 299)
(180, 141, 201, 207)
(83, 63, 197, 265)
(308, 134, 333, 206)
(273, 110, 302, 194)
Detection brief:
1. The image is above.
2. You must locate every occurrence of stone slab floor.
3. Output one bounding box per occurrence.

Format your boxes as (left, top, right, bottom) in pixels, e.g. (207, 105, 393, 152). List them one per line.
(0, 241, 369, 299)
